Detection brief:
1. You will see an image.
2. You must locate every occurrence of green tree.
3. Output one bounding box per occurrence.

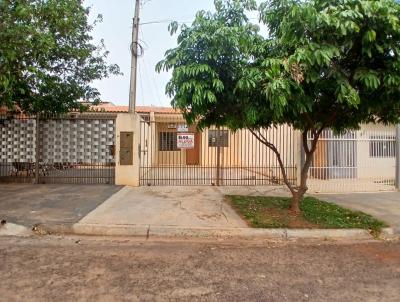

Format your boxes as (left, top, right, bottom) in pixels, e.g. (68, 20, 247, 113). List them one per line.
(0, 0, 120, 114)
(158, 0, 400, 213)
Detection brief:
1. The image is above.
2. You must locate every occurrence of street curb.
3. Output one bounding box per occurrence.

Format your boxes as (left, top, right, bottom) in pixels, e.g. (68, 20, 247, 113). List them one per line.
(31, 223, 399, 240)
(0, 223, 32, 237)
(381, 227, 400, 239)
(286, 229, 371, 239)
(149, 225, 286, 239)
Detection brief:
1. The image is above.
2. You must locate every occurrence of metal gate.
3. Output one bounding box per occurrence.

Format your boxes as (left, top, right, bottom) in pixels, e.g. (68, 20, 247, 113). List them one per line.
(139, 115, 297, 186)
(308, 127, 396, 193)
(0, 113, 116, 184)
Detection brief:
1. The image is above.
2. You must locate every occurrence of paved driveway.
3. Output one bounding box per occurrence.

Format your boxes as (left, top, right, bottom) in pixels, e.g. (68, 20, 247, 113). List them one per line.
(80, 186, 250, 228)
(0, 184, 122, 227)
(317, 192, 400, 228)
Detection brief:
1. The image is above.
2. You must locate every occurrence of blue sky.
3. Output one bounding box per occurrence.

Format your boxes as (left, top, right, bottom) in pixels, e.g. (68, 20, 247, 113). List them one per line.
(85, 0, 216, 107)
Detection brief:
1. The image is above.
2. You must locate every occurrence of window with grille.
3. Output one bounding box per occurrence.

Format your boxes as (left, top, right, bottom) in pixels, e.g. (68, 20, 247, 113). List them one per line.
(208, 130, 229, 147)
(369, 135, 396, 158)
(159, 132, 179, 151)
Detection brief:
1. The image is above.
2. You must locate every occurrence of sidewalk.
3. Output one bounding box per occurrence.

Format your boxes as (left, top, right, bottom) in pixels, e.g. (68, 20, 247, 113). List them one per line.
(33, 186, 398, 240)
(0, 184, 122, 227)
(79, 186, 248, 229)
(1, 185, 398, 240)
(316, 192, 400, 228)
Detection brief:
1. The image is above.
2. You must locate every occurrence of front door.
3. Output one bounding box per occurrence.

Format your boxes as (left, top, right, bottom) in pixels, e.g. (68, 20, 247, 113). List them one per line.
(186, 129, 200, 165)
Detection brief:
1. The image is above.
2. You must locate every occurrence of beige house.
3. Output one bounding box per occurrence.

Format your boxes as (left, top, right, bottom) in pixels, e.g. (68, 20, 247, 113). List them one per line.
(94, 103, 397, 192)
(135, 106, 298, 186)
(1, 102, 396, 192)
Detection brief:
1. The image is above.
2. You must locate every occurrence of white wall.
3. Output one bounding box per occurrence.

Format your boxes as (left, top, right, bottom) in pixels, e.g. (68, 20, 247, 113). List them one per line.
(357, 124, 396, 179)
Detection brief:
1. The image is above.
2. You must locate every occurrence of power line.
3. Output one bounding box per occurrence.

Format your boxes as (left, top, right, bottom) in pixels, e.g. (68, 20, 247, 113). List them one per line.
(139, 28, 163, 106)
(140, 17, 259, 26)
(140, 19, 193, 26)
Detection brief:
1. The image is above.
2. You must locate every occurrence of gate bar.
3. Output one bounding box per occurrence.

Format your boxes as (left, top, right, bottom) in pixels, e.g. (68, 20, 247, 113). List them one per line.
(35, 115, 40, 184)
(396, 124, 400, 190)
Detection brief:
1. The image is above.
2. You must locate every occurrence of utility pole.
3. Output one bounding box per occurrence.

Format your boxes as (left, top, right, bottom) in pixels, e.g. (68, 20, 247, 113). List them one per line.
(129, 0, 140, 112)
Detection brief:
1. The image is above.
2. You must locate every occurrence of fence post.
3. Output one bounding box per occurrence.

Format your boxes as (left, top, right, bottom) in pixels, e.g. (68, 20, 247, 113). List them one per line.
(396, 124, 400, 190)
(216, 127, 221, 186)
(296, 131, 304, 187)
(35, 114, 40, 184)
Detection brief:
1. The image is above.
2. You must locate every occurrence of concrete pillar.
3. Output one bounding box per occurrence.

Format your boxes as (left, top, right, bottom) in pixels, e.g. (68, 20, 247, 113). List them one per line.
(396, 124, 400, 190)
(115, 112, 141, 186)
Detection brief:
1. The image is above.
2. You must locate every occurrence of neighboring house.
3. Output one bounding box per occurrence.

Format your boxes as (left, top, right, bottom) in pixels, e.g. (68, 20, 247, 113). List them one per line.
(0, 105, 117, 184)
(309, 124, 396, 181)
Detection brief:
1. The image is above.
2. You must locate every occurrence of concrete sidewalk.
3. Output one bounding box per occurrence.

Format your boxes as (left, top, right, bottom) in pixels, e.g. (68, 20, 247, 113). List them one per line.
(317, 192, 400, 228)
(79, 186, 250, 228)
(30, 186, 399, 239)
(2, 184, 397, 240)
(0, 184, 122, 227)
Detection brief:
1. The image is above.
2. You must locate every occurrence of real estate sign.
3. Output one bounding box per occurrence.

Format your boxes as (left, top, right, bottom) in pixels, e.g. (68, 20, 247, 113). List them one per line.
(177, 133, 195, 149)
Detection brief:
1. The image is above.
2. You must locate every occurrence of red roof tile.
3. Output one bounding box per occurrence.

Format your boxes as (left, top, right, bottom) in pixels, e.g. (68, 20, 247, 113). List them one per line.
(90, 104, 180, 114)
(1, 103, 180, 115)
(90, 104, 129, 112)
(135, 106, 179, 114)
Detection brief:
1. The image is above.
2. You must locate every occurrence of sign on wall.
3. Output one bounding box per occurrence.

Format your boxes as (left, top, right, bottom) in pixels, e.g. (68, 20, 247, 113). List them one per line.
(177, 133, 195, 149)
(177, 124, 188, 132)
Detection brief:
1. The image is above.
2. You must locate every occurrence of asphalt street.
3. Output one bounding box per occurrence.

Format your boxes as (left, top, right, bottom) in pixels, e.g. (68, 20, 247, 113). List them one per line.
(0, 236, 399, 301)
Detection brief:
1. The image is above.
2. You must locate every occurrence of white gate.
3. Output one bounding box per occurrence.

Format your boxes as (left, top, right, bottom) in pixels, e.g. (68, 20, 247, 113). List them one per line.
(308, 125, 396, 193)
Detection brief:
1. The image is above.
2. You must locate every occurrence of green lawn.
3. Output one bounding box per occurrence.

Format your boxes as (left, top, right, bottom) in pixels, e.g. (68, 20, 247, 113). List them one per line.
(227, 195, 387, 233)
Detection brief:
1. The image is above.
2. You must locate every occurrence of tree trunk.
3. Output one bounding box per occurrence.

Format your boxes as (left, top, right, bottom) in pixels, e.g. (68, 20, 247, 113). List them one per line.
(289, 130, 319, 214)
(290, 184, 308, 214)
(290, 192, 301, 213)
(249, 127, 322, 215)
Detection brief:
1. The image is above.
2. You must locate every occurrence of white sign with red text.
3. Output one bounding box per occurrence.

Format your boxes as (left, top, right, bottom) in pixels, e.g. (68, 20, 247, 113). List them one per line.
(177, 133, 195, 149)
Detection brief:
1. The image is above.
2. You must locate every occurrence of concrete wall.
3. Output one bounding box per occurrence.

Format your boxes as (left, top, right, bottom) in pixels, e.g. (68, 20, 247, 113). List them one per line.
(142, 118, 298, 169)
(357, 124, 396, 179)
(0, 115, 116, 180)
(199, 127, 242, 167)
(138, 115, 396, 186)
(238, 126, 298, 181)
(0, 116, 115, 165)
(115, 113, 140, 186)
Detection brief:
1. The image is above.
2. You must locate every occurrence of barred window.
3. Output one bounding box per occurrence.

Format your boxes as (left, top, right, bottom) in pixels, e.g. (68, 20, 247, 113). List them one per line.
(369, 135, 396, 158)
(208, 130, 229, 147)
(159, 132, 179, 151)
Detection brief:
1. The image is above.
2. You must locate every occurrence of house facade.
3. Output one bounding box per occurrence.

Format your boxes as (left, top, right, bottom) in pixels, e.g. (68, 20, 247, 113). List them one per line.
(0, 102, 398, 193)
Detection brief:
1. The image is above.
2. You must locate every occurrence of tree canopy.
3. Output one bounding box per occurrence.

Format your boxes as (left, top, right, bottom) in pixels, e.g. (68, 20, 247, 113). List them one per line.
(157, 0, 400, 212)
(158, 0, 400, 132)
(0, 0, 120, 114)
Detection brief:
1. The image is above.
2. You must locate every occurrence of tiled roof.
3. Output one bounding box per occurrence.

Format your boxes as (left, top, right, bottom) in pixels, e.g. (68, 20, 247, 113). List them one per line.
(90, 104, 129, 113)
(1, 103, 180, 115)
(135, 106, 179, 114)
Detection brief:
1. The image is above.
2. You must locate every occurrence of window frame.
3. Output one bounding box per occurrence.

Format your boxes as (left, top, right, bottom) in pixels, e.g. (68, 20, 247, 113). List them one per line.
(159, 131, 180, 151)
(208, 130, 229, 147)
(369, 135, 396, 158)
